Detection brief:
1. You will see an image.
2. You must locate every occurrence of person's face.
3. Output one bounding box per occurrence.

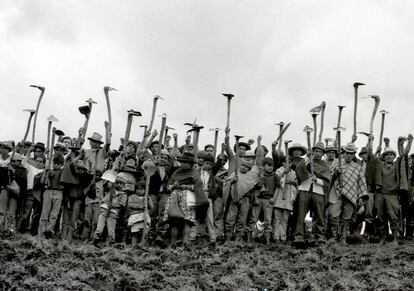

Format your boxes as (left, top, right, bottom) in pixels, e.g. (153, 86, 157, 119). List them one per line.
(125, 158, 137, 168)
(238, 146, 247, 156)
(240, 164, 249, 174)
(158, 154, 169, 166)
(360, 153, 368, 162)
(384, 153, 396, 163)
(150, 144, 159, 153)
(263, 164, 273, 174)
(63, 138, 72, 148)
(54, 147, 65, 157)
(22, 145, 31, 155)
(115, 179, 125, 191)
(33, 147, 44, 158)
(89, 140, 101, 149)
(53, 160, 64, 170)
(125, 144, 136, 155)
(344, 152, 354, 163)
(187, 146, 194, 154)
(34, 157, 45, 169)
(313, 149, 324, 160)
(137, 187, 145, 196)
(326, 151, 336, 160)
(292, 149, 303, 158)
(0, 145, 9, 157)
(205, 147, 214, 155)
(197, 157, 204, 166)
(202, 161, 213, 171)
(10, 160, 22, 168)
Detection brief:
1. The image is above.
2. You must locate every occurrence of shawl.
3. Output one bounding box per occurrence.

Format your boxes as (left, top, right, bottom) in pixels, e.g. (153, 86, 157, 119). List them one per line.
(223, 165, 260, 203)
(335, 161, 368, 206)
(168, 165, 208, 207)
(295, 158, 331, 186)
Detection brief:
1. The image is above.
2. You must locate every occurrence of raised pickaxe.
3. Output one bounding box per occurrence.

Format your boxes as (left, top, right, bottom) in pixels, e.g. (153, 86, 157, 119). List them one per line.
(46, 115, 59, 151)
(353, 82, 365, 137)
(334, 126, 346, 187)
(75, 98, 97, 148)
(223, 93, 234, 137)
(282, 139, 293, 200)
(140, 125, 148, 142)
(148, 95, 164, 134)
(187, 124, 204, 154)
(104, 86, 118, 134)
(275, 122, 291, 146)
(303, 126, 313, 149)
(379, 110, 389, 149)
(164, 126, 175, 147)
(311, 113, 319, 147)
(275, 122, 285, 151)
(22, 109, 36, 143)
(324, 137, 334, 148)
(124, 110, 142, 145)
(29, 85, 45, 143)
(158, 113, 167, 155)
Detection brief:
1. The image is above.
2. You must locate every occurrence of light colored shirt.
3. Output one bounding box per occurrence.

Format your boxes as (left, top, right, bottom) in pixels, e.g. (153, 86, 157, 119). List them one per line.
(22, 157, 44, 190)
(200, 170, 211, 192)
(298, 156, 324, 195)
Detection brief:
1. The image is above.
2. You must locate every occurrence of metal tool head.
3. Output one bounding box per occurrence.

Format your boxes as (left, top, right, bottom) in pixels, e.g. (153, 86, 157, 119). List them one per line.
(324, 137, 334, 143)
(104, 86, 118, 92)
(380, 110, 389, 115)
(309, 101, 325, 113)
(284, 139, 293, 145)
(353, 82, 365, 87)
(338, 105, 346, 109)
(139, 125, 148, 129)
(165, 126, 175, 131)
(128, 110, 142, 117)
(160, 113, 167, 119)
(275, 122, 285, 126)
(357, 131, 370, 137)
(47, 115, 59, 123)
(78, 105, 90, 115)
(86, 98, 97, 104)
(222, 93, 234, 99)
(370, 95, 380, 102)
(29, 85, 45, 91)
(154, 95, 164, 101)
(303, 126, 313, 133)
(209, 128, 221, 132)
(55, 129, 65, 137)
(234, 135, 244, 139)
(333, 127, 346, 132)
(311, 113, 319, 118)
(23, 109, 36, 114)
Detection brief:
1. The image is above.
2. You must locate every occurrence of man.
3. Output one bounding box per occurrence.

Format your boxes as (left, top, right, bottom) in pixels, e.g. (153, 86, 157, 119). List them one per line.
(294, 142, 331, 244)
(204, 144, 215, 156)
(328, 143, 368, 244)
(83, 131, 110, 174)
(375, 147, 401, 245)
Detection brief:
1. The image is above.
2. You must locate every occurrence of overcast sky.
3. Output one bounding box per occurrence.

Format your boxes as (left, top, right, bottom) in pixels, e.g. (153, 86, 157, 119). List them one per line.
(1, 0, 413, 152)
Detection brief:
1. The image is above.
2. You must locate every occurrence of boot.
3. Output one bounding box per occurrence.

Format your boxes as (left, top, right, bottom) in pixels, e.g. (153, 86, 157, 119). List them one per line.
(264, 232, 270, 245)
(391, 230, 399, 246)
(340, 226, 348, 245)
(405, 224, 414, 240)
(379, 228, 387, 245)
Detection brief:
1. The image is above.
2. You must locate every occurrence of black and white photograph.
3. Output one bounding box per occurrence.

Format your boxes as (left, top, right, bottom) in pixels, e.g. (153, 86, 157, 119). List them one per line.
(1, 0, 414, 290)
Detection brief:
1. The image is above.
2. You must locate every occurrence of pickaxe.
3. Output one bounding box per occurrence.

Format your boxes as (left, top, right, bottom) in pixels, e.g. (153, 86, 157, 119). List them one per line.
(104, 86, 118, 134)
(324, 137, 334, 149)
(158, 113, 167, 155)
(187, 124, 204, 154)
(30, 84, 45, 143)
(311, 113, 319, 147)
(303, 126, 313, 149)
(275, 122, 285, 151)
(223, 93, 234, 137)
(368, 95, 380, 136)
(22, 109, 36, 143)
(124, 110, 142, 145)
(274, 122, 291, 147)
(76, 98, 97, 148)
(148, 95, 164, 134)
(164, 126, 175, 147)
(209, 128, 221, 160)
(46, 115, 59, 151)
(353, 82, 365, 137)
(140, 125, 148, 142)
(234, 134, 244, 196)
(379, 110, 389, 148)
(282, 139, 293, 200)
(334, 126, 346, 187)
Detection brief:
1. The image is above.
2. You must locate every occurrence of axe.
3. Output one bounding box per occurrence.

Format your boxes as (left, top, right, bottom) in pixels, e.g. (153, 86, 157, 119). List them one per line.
(223, 93, 234, 137)
(311, 113, 319, 147)
(104, 86, 117, 134)
(164, 126, 175, 148)
(124, 110, 142, 145)
(30, 85, 45, 143)
(22, 109, 36, 143)
(148, 95, 163, 134)
(282, 139, 293, 200)
(275, 122, 285, 151)
(209, 128, 221, 160)
(353, 82, 365, 137)
(379, 110, 389, 149)
(46, 115, 59, 151)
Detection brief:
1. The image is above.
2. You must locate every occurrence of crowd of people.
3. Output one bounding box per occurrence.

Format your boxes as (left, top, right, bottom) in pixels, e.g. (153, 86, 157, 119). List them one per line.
(0, 120, 413, 249)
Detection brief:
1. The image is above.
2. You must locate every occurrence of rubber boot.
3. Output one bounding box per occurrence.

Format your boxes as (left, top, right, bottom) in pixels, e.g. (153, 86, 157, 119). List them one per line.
(264, 232, 270, 245)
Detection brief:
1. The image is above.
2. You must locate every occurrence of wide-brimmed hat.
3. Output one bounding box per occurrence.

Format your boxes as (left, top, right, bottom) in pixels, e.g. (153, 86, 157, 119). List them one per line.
(54, 142, 67, 150)
(288, 143, 307, 156)
(234, 142, 251, 153)
(342, 142, 357, 154)
(359, 147, 368, 156)
(88, 132, 104, 144)
(0, 141, 13, 151)
(177, 152, 196, 164)
(382, 147, 397, 158)
(11, 153, 23, 161)
(243, 150, 256, 158)
(34, 142, 46, 151)
(312, 142, 326, 153)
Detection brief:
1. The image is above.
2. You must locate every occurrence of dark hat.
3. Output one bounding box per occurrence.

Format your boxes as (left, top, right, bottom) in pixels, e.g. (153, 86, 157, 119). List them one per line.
(204, 144, 214, 151)
(262, 157, 274, 166)
(254, 145, 268, 155)
(126, 141, 139, 151)
(34, 142, 46, 151)
(53, 155, 65, 164)
(0, 141, 13, 151)
(177, 152, 196, 164)
(288, 143, 307, 156)
(312, 142, 326, 153)
(203, 154, 214, 164)
(234, 142, 251, 153)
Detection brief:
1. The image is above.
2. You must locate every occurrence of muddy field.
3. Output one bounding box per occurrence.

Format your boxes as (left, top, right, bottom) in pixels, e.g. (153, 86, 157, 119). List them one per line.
(1, 231, 414, 291)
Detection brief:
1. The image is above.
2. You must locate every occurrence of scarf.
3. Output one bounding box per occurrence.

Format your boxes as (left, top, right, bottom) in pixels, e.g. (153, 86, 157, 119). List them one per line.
(223, 165, 260, 202)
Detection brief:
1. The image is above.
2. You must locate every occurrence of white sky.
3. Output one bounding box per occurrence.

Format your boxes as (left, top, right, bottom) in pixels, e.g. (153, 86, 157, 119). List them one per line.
(1, 0, 413, 152)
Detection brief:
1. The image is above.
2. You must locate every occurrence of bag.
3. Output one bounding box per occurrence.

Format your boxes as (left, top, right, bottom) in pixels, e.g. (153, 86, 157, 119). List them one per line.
(167, 191, 186, 219)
